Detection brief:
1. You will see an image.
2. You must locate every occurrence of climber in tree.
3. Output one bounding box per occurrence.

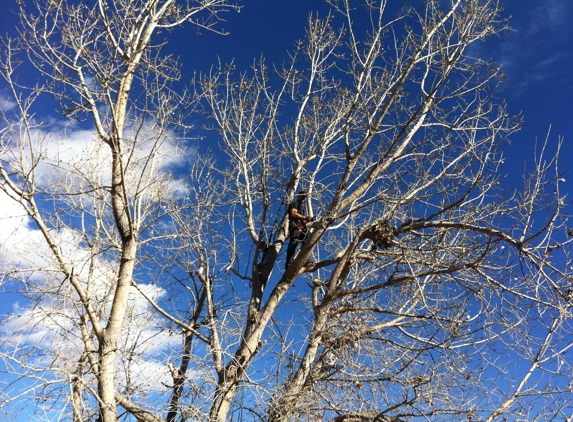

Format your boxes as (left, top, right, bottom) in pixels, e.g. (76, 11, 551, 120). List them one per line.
(285, 191, 312, 270)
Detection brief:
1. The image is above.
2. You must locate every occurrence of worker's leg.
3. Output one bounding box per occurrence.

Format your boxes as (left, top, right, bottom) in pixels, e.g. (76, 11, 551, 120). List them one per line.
(285, 229, 301, 270)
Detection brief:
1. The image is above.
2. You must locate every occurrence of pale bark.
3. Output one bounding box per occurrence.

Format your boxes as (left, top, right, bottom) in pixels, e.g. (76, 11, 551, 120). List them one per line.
(1, 1, 572, 421)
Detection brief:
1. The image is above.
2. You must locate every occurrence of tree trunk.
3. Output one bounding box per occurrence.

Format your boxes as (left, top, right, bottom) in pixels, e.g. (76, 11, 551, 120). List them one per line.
(98, 148, 138, 421)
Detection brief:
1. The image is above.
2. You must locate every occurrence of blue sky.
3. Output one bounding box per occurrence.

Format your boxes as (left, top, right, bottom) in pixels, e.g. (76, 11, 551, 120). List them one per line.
(488, 0, 573, 174)
(1, 0, 571, 188)
(0, 0, 572, 419)
(164, 0, 573, 200)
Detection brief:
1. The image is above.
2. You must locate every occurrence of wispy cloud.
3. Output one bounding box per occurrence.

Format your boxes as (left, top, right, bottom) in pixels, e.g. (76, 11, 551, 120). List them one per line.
(492, 0, 573, 96)
(0, 93, 17, 112)
(0, 192, 49, 276)
(545, 0, 570, 27)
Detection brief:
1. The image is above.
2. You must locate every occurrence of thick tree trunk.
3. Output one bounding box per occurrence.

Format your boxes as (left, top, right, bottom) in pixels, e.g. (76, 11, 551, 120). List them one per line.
(209, 227, 325, 421)
(98, 238, 137, 421)
(209, 384, 238, 422)
(267, 230, 362, 420)
(98, 148, 138, 421)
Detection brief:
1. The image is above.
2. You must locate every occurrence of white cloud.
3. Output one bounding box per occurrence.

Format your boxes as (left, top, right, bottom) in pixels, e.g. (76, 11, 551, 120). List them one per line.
(1, 117, 191, 206)
(0, 116, 194, 396)
(0, 93, 17, 112)
(0, 191, 49, 275)
(1, 249, 181, 393)
(56, 130, 186, 202)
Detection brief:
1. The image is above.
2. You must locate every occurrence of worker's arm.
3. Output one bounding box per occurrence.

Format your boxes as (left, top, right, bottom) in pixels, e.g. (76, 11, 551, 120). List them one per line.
(290, 207, 306, 220)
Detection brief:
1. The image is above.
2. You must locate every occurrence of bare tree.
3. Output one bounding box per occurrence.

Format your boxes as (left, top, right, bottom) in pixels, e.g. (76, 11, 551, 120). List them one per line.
(1, 0, 572, 422)
(0, 0, 239, 421)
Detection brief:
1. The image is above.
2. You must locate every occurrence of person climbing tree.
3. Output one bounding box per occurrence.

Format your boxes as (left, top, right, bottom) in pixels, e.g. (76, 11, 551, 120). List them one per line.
(285, 191, 312, 270)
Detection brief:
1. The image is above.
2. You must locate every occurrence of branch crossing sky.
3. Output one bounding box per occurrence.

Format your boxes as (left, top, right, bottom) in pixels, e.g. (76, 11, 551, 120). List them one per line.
(170, 0, 573, 198)
(0, 1, 571, 420)
(0, 0, 571, 191)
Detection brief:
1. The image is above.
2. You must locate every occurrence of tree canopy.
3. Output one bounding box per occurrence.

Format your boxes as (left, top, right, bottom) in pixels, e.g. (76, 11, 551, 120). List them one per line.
(0, 0, 572, 421)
